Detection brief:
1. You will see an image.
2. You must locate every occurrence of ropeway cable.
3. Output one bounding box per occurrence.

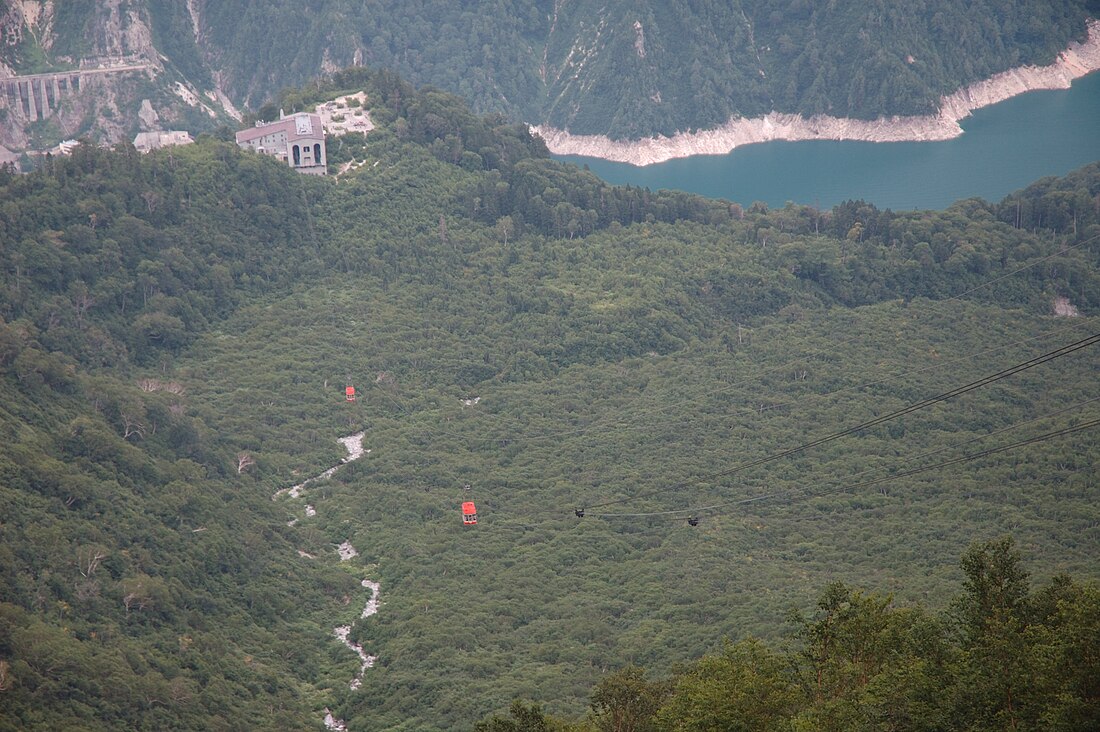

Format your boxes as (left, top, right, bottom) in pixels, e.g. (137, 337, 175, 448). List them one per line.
(586, 397, 1100, 519)
(576, 332, 1100, 514)
(589, 417, 1100, 521)
(374, 317, 1094, 445)
(368, 235, 1100, 446)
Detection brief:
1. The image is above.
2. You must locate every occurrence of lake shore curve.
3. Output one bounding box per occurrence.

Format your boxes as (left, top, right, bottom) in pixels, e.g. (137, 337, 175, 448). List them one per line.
(532, 19, 1100, 166)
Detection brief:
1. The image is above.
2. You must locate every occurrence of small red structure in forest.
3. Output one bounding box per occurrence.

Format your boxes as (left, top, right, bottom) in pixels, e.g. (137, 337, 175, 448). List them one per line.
(462, 501, 478, 525)
(345, 385, 356, 402)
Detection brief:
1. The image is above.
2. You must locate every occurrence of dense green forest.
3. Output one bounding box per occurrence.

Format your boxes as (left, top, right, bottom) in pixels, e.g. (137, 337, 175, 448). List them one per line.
(475, 538, 1099, 731)
(195, 0, 1100, 137)
(5, 1, 1097, 140)
(1, 71, 1099, 729)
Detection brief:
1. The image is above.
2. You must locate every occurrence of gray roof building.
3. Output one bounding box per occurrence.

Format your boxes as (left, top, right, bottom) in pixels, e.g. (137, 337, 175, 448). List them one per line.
(235, 112, 327, 175)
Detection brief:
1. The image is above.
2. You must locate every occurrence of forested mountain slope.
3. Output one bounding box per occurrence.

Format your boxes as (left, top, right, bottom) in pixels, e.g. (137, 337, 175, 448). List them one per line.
(144, 0, 1100, 137)
(2, 0, 1097, 146)
(2, 72, 1099, 729)
(480, 537, 1100, 731)
(0, 147, 361, 729)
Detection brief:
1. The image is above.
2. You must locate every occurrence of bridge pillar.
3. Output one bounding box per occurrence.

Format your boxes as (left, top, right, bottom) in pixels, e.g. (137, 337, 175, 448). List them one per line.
(38, 78, 49, 114)
(25, 80, 36, 120)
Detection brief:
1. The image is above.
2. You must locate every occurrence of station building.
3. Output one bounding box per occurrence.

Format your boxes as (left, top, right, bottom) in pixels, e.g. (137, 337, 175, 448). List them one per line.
(234, 112, 327, 175)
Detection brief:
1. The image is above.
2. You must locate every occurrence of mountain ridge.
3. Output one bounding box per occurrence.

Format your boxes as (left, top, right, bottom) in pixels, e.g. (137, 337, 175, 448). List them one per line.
(1, 1, 1097, 150)
(535, 19, 1100, 164)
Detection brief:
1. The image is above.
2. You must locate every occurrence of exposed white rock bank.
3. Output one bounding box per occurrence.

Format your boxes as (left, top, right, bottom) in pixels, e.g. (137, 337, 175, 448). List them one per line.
(271, 433, 378, 729)
(333, 580, 381, 690)
(533, 20, 1100, 166)
(323, 709, 347, 731)
(1054, 296, 1081, 317)
(272, 432, 367, 500)
(337, 540, 359, 561)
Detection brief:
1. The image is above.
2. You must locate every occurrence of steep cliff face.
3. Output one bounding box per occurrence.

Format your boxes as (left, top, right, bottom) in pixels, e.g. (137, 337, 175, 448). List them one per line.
(1, 1, 158, 70)
(0, 1, 50, 74)
(1, 1, 1096, 153)
(0, 0, 236, 152)
(534, 20, 1100, 165)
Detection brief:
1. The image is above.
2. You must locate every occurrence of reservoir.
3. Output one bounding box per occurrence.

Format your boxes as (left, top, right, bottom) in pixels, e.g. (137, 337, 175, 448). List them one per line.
(558, 71, 1100, 211)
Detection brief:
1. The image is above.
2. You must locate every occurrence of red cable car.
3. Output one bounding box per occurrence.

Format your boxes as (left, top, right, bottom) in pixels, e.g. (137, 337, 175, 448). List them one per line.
(345, 385, 356, 402)
(462, 501, 478, 526)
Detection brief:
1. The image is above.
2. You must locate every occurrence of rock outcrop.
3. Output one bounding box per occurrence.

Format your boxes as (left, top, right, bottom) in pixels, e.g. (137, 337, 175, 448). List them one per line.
(0, 1, 237, 151)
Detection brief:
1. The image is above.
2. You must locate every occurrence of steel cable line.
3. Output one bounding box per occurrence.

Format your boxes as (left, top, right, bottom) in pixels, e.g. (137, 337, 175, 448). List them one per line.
(435, 404, 1100, 529)
(577, 331, 1100, 513)
(841, 418, 1100, 493)
(586, 396, 1100, 519)
(366, 235, 1099, 446)
(596, 418, 1100, 522)
(370, 317, 1095, 447)
(423, 411, 1100, 532)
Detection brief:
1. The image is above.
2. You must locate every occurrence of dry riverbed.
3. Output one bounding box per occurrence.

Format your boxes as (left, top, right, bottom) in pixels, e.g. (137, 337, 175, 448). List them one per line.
(271, 432, 378, 730)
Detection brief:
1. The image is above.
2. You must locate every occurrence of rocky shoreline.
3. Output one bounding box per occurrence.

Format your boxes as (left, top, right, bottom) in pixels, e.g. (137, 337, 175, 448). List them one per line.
(533, 20, 1100, 166)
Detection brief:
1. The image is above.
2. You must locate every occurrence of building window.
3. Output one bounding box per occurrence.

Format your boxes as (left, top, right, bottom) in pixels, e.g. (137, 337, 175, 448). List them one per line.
(314, 143, 322, 164)
(292, 145, 300, 166)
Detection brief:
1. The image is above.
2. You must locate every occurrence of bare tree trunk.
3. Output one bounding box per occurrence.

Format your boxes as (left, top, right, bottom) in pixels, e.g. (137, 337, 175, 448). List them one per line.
(237, 452, 256, 474)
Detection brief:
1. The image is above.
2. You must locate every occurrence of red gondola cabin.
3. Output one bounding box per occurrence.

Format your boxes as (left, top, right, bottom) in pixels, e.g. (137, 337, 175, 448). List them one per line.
(462, 501, 478, 525)
(345, 386, 356, 402)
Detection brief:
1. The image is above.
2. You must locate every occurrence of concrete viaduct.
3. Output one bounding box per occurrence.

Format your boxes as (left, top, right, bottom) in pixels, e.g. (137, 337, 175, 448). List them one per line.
(2, 63, 152, 121)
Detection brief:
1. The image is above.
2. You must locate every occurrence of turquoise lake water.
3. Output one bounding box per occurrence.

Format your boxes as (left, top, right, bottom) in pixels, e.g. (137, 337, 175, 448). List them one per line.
(557, 71, 1100, 211)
